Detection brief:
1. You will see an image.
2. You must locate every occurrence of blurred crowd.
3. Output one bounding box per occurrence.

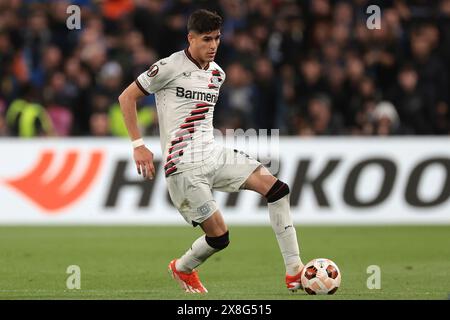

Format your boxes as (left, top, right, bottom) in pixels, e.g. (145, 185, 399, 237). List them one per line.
(0, 0, 450, 137)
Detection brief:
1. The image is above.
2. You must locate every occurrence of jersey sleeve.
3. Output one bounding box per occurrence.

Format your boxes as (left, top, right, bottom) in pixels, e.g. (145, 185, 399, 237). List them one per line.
(135, 59, 177, 95)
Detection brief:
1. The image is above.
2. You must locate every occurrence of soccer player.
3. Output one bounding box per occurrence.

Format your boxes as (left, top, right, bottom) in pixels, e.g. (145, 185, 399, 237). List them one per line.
(118, 9, 304, 293)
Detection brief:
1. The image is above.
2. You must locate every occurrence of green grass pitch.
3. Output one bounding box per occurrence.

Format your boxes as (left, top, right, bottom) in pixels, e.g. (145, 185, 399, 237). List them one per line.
(0, 225, 449, 300)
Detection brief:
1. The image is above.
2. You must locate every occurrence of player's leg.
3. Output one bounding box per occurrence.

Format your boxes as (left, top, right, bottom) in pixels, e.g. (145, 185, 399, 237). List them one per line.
(169, 210, 230, 293)
(175, 209, 229, 273)
(167, 171, 229, 293)
(212, 147, 304, 291)
(242, 165, 304, 291)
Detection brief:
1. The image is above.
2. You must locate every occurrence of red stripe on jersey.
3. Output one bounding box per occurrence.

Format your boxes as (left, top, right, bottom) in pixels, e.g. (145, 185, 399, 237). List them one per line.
(166, 150, 184, 162)
(168, 142, 187, 153)
(208, 84, 218, 89)
(212, 70, 220, 76)
(190, 107, 209, 115)
(185, 115, 205, 123)
(171, 134, 193, 145)
(179, 122, 196, 129)
(175, 127, 195, 137)
(196, 103, 212, 108)
(164, 158, 180, 170)
(165, 166, 178, 176)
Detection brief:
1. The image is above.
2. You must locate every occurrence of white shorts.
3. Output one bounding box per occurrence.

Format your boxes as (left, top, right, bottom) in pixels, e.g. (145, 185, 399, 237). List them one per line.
(166, 145, 261, 226)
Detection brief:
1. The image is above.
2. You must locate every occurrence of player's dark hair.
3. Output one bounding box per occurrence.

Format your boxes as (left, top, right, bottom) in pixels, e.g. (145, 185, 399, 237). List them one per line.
(187, 9, 222, 34)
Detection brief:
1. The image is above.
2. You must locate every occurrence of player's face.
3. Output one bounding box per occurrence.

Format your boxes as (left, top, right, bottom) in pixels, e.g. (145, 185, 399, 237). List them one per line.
(188, 30, 221, 64)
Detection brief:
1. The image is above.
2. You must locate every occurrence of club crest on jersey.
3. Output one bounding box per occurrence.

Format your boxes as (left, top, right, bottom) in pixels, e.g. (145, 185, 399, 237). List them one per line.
(209, 69, 222, 89)
(146, 64, 159, 77)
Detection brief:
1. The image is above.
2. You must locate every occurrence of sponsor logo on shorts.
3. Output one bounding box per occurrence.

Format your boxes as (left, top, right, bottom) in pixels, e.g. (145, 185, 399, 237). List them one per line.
(197, 203, 211, 215)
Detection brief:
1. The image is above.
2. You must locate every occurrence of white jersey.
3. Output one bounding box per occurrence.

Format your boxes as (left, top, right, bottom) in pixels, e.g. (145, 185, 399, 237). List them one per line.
(136, 49, 226, 177)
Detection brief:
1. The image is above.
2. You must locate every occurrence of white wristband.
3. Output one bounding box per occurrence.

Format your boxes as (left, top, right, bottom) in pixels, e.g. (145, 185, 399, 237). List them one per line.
(132, 138, 145, 149)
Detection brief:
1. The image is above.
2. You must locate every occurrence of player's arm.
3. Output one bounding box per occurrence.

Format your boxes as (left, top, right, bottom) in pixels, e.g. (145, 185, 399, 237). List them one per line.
(118, 82, 155, 180)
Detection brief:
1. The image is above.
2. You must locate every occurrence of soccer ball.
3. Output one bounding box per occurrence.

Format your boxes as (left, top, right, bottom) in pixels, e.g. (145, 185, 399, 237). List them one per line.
(301, 258, 341, 295)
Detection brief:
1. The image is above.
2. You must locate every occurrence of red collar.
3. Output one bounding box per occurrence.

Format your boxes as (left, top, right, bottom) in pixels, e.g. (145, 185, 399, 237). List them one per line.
(184, 48, 210, 70)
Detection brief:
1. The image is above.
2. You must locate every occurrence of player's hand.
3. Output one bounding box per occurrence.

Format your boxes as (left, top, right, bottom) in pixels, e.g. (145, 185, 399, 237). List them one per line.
(133, 146, 155, 180)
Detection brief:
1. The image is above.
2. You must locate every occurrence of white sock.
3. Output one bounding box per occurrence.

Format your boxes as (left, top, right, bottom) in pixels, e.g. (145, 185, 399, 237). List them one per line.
(268, 193, 303, 276)
(175, 235, 218, 273)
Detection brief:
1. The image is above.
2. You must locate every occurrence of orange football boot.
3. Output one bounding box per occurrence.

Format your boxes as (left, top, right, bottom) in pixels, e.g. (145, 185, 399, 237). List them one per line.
(286, 266, 304, 292)
(168, 259, 208, 293)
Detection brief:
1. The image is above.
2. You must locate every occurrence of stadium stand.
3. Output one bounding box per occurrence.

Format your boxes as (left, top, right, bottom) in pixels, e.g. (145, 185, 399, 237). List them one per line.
(0, 0, 449, 137)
